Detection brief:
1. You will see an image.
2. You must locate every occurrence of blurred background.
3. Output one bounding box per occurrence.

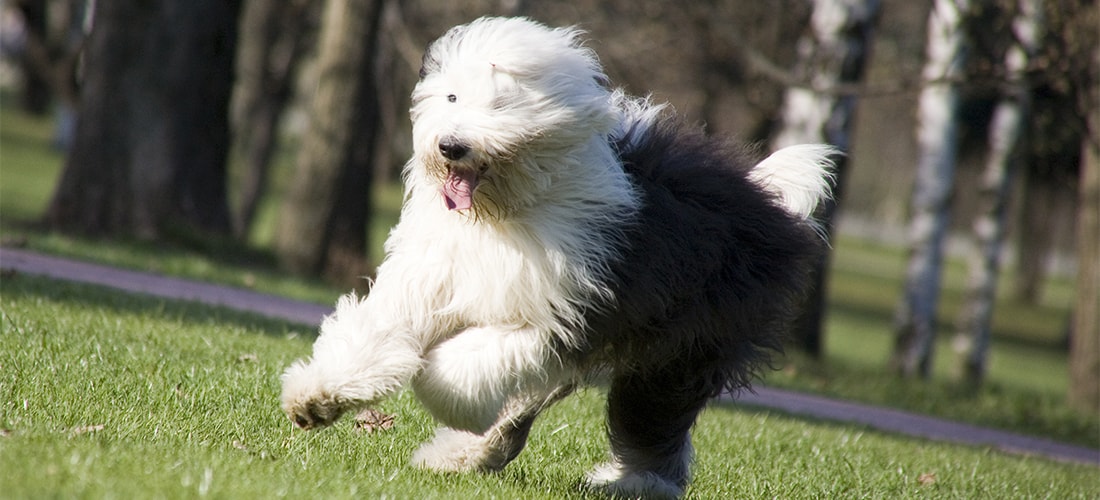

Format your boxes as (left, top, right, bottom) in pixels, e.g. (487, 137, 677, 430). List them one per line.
(0, 0, 1096, 426)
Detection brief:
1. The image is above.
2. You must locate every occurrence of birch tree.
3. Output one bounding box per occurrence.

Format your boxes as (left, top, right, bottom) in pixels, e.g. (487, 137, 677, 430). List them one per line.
(952, 0, 1043, 388)
(890, 0, 971, 378)
(771, 0, 881, 357)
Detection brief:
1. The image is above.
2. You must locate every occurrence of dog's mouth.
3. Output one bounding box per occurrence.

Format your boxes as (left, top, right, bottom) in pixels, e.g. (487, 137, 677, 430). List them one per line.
(442, 167, 480, 211)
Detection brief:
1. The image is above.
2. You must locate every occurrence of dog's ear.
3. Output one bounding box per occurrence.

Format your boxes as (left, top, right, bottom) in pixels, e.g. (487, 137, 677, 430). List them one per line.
(419, 34, 447, 81)
(419, 48, 437, 81)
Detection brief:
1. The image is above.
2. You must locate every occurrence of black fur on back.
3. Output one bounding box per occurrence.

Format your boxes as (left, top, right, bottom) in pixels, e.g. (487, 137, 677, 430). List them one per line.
(578, 115, 823, 397)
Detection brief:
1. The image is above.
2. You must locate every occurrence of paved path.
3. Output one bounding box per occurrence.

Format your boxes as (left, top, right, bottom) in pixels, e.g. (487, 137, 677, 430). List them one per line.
(0, 247, 331, 326)
(2, 246, 1097, 466)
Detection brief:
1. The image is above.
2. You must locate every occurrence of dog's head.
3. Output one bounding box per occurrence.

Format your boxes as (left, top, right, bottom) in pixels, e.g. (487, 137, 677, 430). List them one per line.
(410, 17, 615, 218)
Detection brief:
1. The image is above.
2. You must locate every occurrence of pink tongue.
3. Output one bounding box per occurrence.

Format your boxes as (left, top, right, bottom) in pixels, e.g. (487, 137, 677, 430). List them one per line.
(442, 170, 478, 211)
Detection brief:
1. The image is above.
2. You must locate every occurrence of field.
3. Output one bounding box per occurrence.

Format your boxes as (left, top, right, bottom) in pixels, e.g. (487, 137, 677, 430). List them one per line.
(2, 275, 1096, 498)
(1, 94, 1097, 497)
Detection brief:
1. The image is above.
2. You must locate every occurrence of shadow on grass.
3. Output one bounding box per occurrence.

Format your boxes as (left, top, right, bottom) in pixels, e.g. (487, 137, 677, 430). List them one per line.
(746, 350, 1099, 448)
(827, 291, 1069, 354)
(1, 272, 319, 340)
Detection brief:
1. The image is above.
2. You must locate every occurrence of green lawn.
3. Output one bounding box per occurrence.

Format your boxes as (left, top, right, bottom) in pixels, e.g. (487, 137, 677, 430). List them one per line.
(2, 275, 1096, 499)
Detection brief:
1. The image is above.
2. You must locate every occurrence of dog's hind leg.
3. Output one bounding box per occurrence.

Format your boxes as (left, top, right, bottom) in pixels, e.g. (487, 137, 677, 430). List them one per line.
(411, 325, 564, 433)
(412, 384, 573, 472)
(586, 366, 712, 499)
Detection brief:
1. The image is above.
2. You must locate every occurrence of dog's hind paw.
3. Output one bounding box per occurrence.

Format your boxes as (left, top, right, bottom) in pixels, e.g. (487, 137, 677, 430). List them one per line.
(585, 462, 684, 499)
(411, 427, 501, 472)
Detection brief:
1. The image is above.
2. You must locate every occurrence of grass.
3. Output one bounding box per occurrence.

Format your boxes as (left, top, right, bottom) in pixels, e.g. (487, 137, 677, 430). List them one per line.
(0, 93, 66, 225)
(756, 235, 1096, 446)
(2, 274, 1097, 499)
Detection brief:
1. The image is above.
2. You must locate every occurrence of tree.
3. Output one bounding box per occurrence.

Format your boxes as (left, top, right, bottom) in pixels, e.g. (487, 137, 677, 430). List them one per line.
(771, 0, 881, 357)
(1068, 10, 1100, 415)
(230, 0, 319, 239)
(890, 0, 971, 378)
(11, 0, 85, 149)
(45, 0, 241, 239)
(12, 0, 49, 115)
(273, 0, 385, 283)
(952, 0, 1043, 388)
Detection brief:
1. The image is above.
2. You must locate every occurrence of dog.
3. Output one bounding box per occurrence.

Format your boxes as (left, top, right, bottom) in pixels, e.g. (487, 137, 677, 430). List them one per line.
(281, 16, 834, 498)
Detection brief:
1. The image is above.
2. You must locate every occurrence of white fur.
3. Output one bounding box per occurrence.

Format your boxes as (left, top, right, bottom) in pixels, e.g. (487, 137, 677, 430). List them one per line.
(749, 144, 838, 220)
(280, 16, 833, 498)
(411, 325, 563, 433)
(585, 439, 694, 500)
(411, 427, 494, 472)
(586, 464, 685, 500)
(610, 90, 670, 150)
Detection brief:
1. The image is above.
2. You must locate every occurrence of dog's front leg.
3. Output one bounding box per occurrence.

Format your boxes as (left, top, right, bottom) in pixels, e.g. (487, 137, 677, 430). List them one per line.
(280, 292, 427, 429)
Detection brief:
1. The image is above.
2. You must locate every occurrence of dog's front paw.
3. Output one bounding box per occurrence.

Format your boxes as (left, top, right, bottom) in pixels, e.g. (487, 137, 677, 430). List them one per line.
(282, 391, 348, 430)
(280, 361, 353, 429)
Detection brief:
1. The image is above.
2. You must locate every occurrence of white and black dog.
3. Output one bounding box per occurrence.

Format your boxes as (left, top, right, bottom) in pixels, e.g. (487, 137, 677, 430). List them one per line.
(282, 16, 834, 498)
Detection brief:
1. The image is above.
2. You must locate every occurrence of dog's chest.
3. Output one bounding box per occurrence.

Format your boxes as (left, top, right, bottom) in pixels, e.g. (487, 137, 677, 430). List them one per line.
(389, 216, 583, 327)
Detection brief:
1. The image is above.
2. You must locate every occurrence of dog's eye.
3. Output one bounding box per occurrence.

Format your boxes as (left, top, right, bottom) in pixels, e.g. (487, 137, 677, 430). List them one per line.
(447, 94, 457, 103)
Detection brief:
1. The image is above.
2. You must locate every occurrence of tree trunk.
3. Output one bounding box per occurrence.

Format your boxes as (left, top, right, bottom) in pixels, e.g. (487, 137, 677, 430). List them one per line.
(230, 0, 318, 239)
(1068, 40, 1100, 414)
(45, 0, 240, 239)
(1012, 175, 1056, 303)
(952, 0, 1042, 388)
(890, 0, 970, 378)
(273, 0, 384, 281)
(772, 0, 881, 357)
(15, 0, 85, 148)
(14, 0, 51, 115)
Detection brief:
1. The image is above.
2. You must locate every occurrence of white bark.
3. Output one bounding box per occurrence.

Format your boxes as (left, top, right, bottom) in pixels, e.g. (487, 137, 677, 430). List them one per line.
(772, 0, 880, 356)
(891, 0, 970, 378)
(773, 0, 880, 150)
(953, 0, 1043, 387)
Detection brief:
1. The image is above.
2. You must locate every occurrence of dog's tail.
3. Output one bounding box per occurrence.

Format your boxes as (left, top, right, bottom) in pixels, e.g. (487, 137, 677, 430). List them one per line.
(749, 144, 838, 221)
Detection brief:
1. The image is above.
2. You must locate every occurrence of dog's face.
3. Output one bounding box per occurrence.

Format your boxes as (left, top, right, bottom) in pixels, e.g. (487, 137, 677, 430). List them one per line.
(410, 17, 615, 218)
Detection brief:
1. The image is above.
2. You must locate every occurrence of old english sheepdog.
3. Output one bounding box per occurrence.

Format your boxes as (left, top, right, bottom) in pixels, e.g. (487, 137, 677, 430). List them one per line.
(281, 16, 835, 498)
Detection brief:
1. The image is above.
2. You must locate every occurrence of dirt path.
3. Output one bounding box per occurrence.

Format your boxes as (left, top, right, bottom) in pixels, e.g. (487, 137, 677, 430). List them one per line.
(2, 246, 1097, 466)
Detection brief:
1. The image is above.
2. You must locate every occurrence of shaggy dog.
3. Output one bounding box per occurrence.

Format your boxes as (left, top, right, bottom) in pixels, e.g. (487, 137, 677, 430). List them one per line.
(281, 16, 834, 498)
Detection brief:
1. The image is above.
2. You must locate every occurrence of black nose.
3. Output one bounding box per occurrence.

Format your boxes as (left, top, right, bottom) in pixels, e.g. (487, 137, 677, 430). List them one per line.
(439, 138, 470, 160)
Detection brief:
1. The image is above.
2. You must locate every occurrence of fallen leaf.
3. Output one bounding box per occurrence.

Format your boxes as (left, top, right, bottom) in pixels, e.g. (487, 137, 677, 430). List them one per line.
(232, 440, 249, 451)
(918, 472, 937, 486)
(354, 408, 395, 434)
(0, 428, 11, 437)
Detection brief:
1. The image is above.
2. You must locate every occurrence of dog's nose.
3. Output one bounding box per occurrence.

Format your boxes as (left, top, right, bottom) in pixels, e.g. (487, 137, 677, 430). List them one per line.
(439, 138, 470, 160)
